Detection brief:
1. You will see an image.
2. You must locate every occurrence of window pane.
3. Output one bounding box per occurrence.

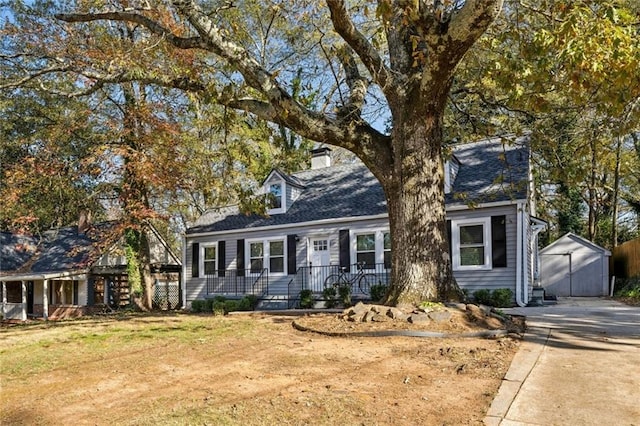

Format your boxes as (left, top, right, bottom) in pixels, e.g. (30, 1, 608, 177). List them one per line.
(270, 257, 284, 273)
(63, 282, 73, 304)
(356, 234, 375, 251)
(460, 247, 484, 266)
(269, 184, 282, 208)
(460, 225, 484, 245)
(6, 282, 21, 303)
(270, 241, 284, 256)
(204, 260, 216, 275)
(313, 240, 328, 251)
(383, 232, 391, 250)
(384, 251, 392, 269)
(204, 246, 216, 260)
(250, 258, 264, 273)
(250, 242, 263, 257)
(357, 252, 376, 268)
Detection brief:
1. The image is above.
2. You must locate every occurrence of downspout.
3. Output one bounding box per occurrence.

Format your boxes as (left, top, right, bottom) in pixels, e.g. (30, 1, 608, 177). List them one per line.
(522, 206, 529, 306)
(181, 234, 187, 310)
(515, 203, 526, 307)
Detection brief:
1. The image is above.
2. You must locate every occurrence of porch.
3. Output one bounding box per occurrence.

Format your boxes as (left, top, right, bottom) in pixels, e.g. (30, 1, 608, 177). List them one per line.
(201, 264, 391, 309)
(288, 263, 391, 308)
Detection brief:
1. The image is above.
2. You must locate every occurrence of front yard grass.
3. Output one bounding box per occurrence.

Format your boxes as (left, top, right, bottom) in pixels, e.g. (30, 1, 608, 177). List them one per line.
(1, 312, 518, 425)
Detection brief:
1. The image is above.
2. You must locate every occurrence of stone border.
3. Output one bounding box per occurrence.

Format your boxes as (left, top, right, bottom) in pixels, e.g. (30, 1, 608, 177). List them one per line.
(291, 319, 511, 339)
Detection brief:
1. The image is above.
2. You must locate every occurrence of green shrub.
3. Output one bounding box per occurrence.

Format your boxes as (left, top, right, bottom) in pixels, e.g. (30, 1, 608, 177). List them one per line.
(338, 284, 352, 307)
(473, 289, 492, 305)
(491, 288, 513, 307)
(191, 300, 205, 313)
(473, 288, 513, 307)
(299, 289, 315, 309)
(237, 295, 258, 311)
(615, 276, 640, 301)
(223, 300, 239, 313)
(212, 301, 226, 316)
(204, 299, 216, 312)
(370, 284, 388, 302)
(322, 286, 338, 308)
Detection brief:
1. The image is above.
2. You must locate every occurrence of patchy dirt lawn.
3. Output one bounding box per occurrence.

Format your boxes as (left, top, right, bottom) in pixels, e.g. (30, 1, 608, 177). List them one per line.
(1, 310, 520, 425)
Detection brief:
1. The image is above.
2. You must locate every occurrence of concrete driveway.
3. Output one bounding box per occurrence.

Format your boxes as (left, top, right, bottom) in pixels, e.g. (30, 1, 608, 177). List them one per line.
(485, 297, 640, 425)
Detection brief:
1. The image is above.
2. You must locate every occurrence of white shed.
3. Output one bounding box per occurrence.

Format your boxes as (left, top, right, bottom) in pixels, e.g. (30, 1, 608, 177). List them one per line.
(540, 233, 611, 297)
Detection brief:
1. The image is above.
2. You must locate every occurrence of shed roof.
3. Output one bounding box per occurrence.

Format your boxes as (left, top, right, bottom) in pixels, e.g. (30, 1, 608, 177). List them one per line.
(540, 233, 612, 256)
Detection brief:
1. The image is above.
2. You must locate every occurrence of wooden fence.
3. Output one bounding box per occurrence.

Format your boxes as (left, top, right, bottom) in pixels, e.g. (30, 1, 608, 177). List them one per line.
(611, 237, 640, 278)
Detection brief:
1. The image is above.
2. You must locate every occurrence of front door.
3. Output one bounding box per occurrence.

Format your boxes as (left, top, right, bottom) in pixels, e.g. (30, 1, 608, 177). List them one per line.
(310, 238, 331, 291)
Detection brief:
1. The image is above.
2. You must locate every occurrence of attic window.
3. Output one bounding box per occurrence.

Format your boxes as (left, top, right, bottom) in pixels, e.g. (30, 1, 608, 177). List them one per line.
(269, 183, 282, 209)
(266, 180, 286, 214)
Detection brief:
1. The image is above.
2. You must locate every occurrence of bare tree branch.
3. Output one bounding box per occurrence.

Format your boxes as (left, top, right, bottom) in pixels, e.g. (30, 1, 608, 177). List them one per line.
(326, 0, 395, 96)
(336, 45, 369, 122)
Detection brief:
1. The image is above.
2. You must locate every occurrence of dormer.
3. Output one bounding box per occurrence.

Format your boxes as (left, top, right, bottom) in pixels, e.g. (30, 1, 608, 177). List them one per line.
(262, 169, 304, 215)
(444, 154, 460, 194)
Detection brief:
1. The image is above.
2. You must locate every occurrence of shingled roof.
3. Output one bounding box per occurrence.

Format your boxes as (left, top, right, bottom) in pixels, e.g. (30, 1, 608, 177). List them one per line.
(187, 135, 530, 235)
(0, 222, 119, 278)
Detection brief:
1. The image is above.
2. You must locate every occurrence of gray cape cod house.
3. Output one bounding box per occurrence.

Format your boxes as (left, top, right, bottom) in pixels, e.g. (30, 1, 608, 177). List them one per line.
(1, 222, 181, 320)
(183, 135, 546, 309)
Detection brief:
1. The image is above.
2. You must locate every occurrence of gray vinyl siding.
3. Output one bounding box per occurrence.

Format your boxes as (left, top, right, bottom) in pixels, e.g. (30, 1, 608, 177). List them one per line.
(449, 205, 519, 297)
(184, 217, 389, 302)
(184, 205, 524, 304)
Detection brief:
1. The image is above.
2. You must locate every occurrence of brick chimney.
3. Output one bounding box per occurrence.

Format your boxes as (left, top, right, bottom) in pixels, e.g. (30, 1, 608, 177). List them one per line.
(310, 147, 332, 169)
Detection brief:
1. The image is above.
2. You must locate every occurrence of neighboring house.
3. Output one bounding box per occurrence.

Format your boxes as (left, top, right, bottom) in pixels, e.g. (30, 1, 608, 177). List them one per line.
(540, 233, 611, 297)
(1, 222, 181, 321)
(184, 136, 546, 309)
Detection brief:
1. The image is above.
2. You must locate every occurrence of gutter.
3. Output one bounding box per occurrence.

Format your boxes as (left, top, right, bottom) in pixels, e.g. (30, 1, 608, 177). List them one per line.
(0, 270, 88, 282)
(186, 199, 528, 238)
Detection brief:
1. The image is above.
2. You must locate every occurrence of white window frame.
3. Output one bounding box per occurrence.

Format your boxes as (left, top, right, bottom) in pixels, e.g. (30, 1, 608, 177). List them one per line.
(200, 243, 218, 277)
(245, 238, 287, 275)
(350, 228, 390, 272)
(451, 217, 492, 271)
(266, 180, 286, 215)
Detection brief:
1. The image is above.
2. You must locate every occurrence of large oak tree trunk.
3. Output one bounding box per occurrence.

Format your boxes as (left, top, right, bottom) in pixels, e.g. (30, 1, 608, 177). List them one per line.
(382, 104, 459, 306)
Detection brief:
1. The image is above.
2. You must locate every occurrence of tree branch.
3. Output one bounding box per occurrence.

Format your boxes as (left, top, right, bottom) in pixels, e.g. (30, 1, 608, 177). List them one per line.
(55, 11, 206, 50)
(448, 0, 504, 44)
(336, 45, 369, 122)
(56, 1, 393, 174)
(326, 0, 395, 96)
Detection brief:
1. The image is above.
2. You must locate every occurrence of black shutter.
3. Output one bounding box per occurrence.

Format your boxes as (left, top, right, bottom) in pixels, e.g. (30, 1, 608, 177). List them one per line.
(491, 215, 507, 268)
(192, 242, 200, 277)
(73, 281, 78, 305)
(287, 235, 297, 275)
(217, 241, 226, 277)
(339, 230, 350, 268)
(446, 220, 452, 261)
(237, 239, 245, 276)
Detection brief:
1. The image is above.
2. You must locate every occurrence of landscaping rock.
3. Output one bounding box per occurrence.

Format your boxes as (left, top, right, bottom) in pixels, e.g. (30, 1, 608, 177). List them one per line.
(445, 303, 467, 311)
(349, 302, 369, 316)
(387, 307, 410, 321)
(408, 312, 431, 323)
(371, 314, 390, 322)
(428, 310, 452, 323)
